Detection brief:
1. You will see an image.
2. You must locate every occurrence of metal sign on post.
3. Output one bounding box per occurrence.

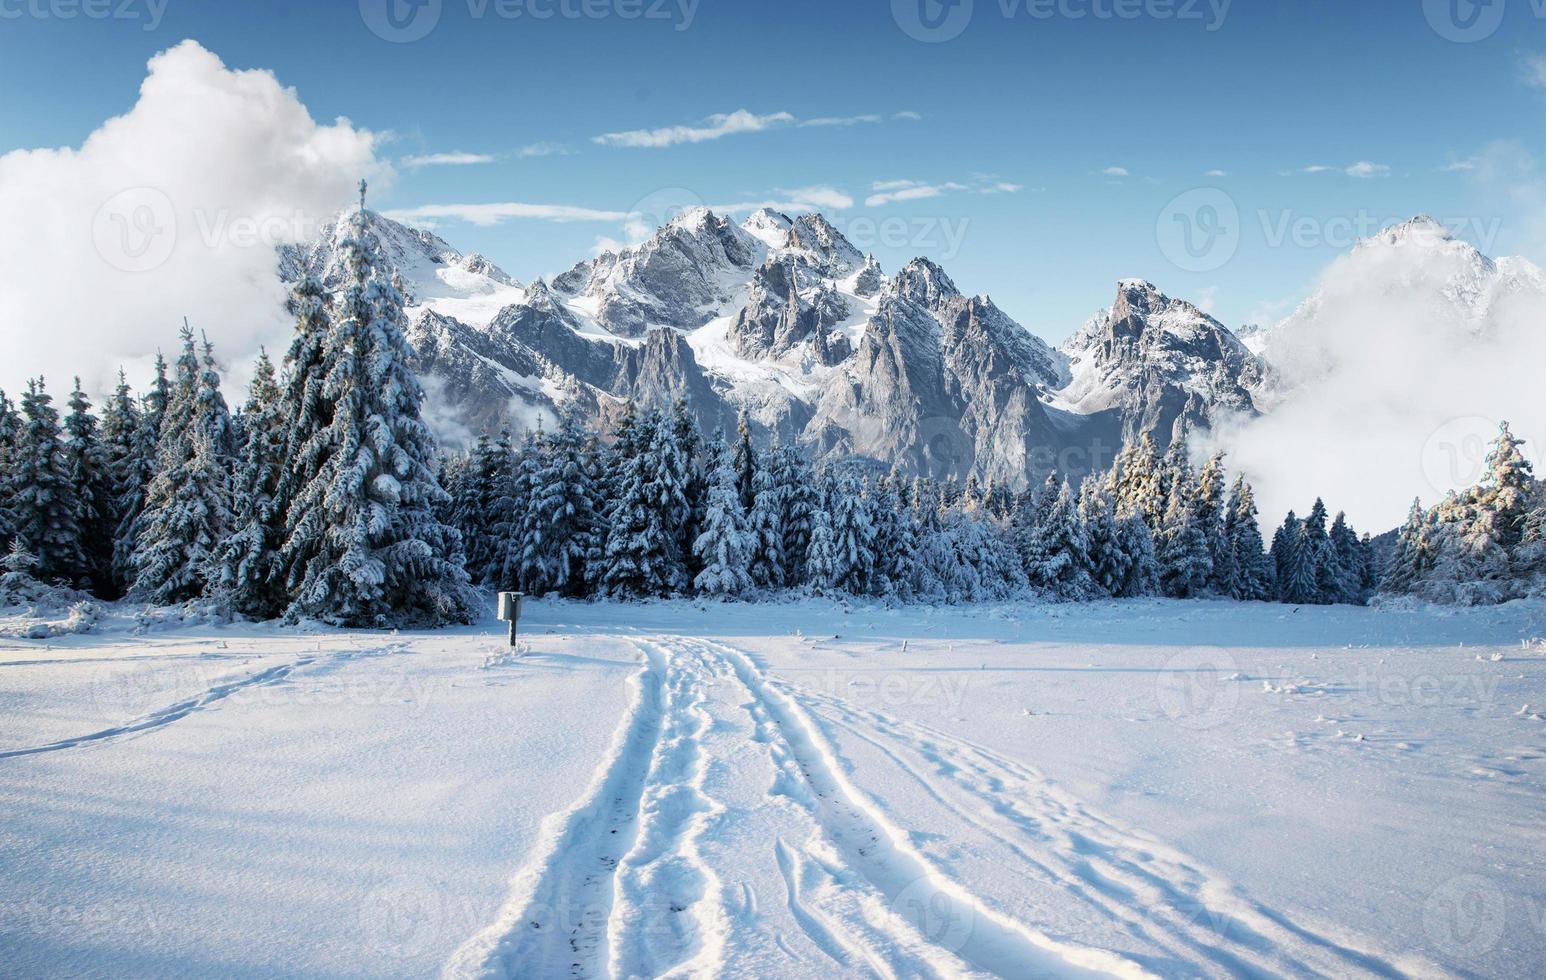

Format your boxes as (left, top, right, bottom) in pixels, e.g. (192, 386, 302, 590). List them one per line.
(497, 592, 525, 647)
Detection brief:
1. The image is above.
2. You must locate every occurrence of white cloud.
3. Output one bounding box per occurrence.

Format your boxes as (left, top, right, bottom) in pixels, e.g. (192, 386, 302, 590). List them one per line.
(593, 110, 798, 148)
(516, 141, 575, 158)
(1345, 160, 1391, 179)
(401, 151, 494, 169)
(1302, 161, 1391, 178)
(1521, 53, 1546, 88)
(383, 202, 628, 227)
(1194, 285, 1220, 314)
(0, 40, 385, 399)
(593, 108, 915, 148)
(1212, 228, 1546, 533)
(802, 114, 883, 128)
(1205, 169, 1228, 177)
(893, 111, 924, 121)
(1102, 166, 1131, 178)
(862, 176, 1017, 208)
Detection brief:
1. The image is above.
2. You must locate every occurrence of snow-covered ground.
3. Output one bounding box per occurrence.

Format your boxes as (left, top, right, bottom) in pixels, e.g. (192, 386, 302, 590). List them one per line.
(2, 597, 1544, 979)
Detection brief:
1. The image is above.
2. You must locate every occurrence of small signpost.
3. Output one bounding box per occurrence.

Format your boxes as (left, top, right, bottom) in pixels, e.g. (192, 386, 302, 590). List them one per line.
(498, 592, 525, 647)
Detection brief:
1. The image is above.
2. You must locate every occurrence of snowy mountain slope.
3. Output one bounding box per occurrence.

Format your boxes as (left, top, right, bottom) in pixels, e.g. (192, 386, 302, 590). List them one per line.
(280, 206, 1262, 485)
(1057, 279, 1266, 446)
(1251, 215, 1546, 371)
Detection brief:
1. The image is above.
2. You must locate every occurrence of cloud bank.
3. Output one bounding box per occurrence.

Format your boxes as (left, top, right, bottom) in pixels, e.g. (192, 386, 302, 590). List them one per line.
(0, 40, 386, 400)
(1211, 222, 1546, 533)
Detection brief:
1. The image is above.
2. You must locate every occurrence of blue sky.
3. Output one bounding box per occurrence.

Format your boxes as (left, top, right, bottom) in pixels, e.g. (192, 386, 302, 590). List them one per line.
(2, 0, 1542, 341)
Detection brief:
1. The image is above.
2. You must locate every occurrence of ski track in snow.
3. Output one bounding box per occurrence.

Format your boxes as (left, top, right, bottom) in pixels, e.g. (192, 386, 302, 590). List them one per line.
(444, 632, 1457, 978)
(0, 641, 410, 761)
(780, 669, 1434, 980)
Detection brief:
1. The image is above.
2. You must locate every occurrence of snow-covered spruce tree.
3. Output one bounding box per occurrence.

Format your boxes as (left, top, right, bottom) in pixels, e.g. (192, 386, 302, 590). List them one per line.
(113, 355, 169, 590)
(280, 204, 475, 627)
(827, 468, 877, 595)
(1271, 511, 1316, 604)
(1158, 463, 1213, 599)
(693, 441, 753, 597)
(600, 410, 678, 598)
(746, 444, 786, 590)
(868, 475, 918, 599)
(1475, 421, 1535, 553)
(11, 379, 85, 585)
(1114, 512, 1161, 597)
(1300, 499, 1333, 604)
(775, 444, 819, 583)
(1327, 512, 1367, 605)
(458, 430, 514, 586)
(1024, 477, 1095, 599)
(271, 270, 338, 600)
(649, 406, 694, 591)
(64, 379, 115, 593)
(669, 399, 706, 584)
(1079, 477, 1127, 598)
(521, 409, 600, 596)
(732, 408, 757, 513)
(1119, 433, 1167, 532)
(1195, 452, 1231, 594)
(215, 351, 288, 618)
(98, 371, 144, 597)
(130, 329, 234, 605)
(803, 491, 840, 594)
(0, 389, 19, 547)
(1225, 477, 1273, 600)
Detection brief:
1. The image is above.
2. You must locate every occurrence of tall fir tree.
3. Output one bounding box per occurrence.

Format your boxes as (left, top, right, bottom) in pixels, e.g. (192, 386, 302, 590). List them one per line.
(1158, 462, 1213, 599)
(746, 445, 786, 590)
(0, 390, 21, 549)
(522, 411, 600, 596)
(131, 329, 233, 604)
(693, 443, 752, 597)
(1382, 498, 1429, 595)
(827, 469, 877, 595)
(775, 444, 819, 583)
(216, 351, 288, 617)
(11, 379, 85, 585)
(732, 408, 757, 513)
(279, 199, 475, 626)
(98, 371, 143, 597)
(1225, 477, 1273, 600)
(63, 379, 115, 592)
(600, 410, 678, 598)
(114, 355, 169, 590)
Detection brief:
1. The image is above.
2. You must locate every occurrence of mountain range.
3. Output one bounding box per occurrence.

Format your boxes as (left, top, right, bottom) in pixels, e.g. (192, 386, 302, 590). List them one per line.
(276, 210, 1540, 489)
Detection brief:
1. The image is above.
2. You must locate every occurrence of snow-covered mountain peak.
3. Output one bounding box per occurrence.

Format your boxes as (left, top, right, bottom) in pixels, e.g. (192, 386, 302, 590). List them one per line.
(741, 207, 795, 248)
(892, 257, 960, 310)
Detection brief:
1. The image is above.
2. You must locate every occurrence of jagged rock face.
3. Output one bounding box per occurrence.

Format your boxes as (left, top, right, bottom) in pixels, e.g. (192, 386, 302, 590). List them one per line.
(557, 208, 758, 338)
(279, 206, 1269, 488)
(852, 255, 885, 298)
(1058, 280, 1265, 448)
(809, 260, 1072, 484)
(728, 256, 850, 360)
